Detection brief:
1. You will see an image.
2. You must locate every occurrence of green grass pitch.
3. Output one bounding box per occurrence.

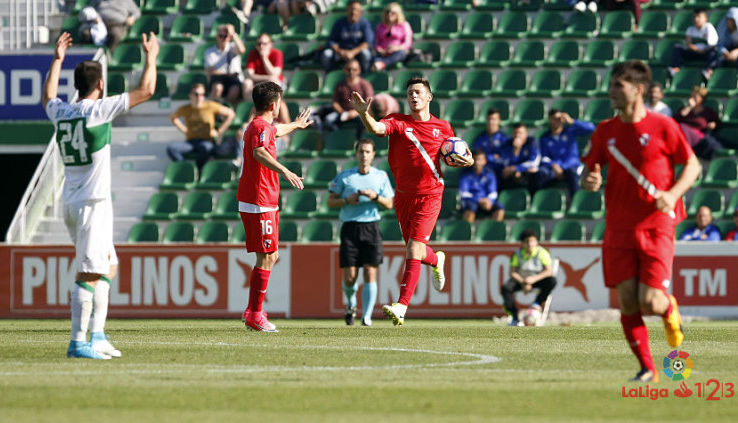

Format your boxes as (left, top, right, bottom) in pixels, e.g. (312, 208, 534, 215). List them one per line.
(1, 319, 737, 422)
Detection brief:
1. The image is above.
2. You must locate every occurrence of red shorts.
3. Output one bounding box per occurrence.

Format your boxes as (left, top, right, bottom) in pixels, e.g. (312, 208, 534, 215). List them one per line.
(240, 210, 279, 253)
(602, 227, 675, 291)
(394, 191, 442, 243)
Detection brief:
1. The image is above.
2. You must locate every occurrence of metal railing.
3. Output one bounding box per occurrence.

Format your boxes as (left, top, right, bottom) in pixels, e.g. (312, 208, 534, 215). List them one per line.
(1, 0, 60, 51)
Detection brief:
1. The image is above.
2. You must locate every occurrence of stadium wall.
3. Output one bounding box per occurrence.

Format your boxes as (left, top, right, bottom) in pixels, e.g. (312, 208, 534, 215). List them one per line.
(1, 243, 736, 319)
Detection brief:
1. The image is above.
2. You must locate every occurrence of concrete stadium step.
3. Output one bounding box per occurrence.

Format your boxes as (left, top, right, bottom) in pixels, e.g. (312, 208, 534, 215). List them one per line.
(32, 216, 143, 244)
(112, 187, 158, 219)
(112, 170, 164, 188)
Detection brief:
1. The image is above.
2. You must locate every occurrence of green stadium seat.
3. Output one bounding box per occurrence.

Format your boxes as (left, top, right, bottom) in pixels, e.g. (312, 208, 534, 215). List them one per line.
(526, 188, 566, 219)
(477, 100, 510, 124)
(706, 69, 738, 97)
(477, 40, 512, 67)
(545, 40, 580, 67)
(498, 188, 529, 219)
(107, 73, 127, 96)
(668, 69, 703, 96)
(128, 222, 160, 242)
(312, 194, 340, 219)
(619, 39, 652, 62)
(510, 40, 545, 67)
(279, 220, 300, 242)
(667, 10, 693, 39)
(169, 15, 203, 42)
(675, 220, 693, 240)
(430, 101, 442, 118)
(365, 12, 382, 29)
(544, 0, 573, 10)
(599, 11, 633, 38)
(60, 16, 82, 43)
(464, 126, 486, 144)
(439, 220, 472, 241)
(365, 71, 390, 92)
(142, 0, 179, 14)
(567, 190, 604, 219)
(230, 222, 245, 243)
(495, 11, 529, 38)
(726, 191, 738, 219)
(369, 0, 395, 12)
(474, 220, 508, 242)
(301, 220, 334, 242)
(183, 0, 216, 14)
(460, 12, 495, 39)
(197, 160, 234, 190)
(490, 69, 526, 98)
(562, 69, 599, 98)
(274, 42, 301, 70)
(509, 0, 542, 10)
(476, 0, 505, 11)
(651, 67, 670, 89)
(123, 16, 161, 41)
(321, 129, 357, 158)
(150, 73, 170, 100)
(716, 126, 738, 150)
(705, 98, 724, 117)
(304, 160, 338, 189)
(404, 41, 440, 69)
(196, 221, 230, 243)
(210, 190, 239, 220)
(551, 99, 581, 120)
(282, 190, 318, 218)
(440, 41, 476, 68)
(379, 219, 403, 241)
(376, 160, 396, 188)
(176, 192, 214, 220)
(71, 0, 91, 13)
(550, 220, 586, 242)
(428, 70, 458, 98)
(405, 13, 424, 39)
(442, 0, 475, 11)
(283, 13, 317, 41)
(282, 129, 321, 158)
(715, 220, 736, 238)
(172, 72, 208, 100)
(285, 70, 321, 99)
(424, 12, 460, 39)
(108, 44, 142, 71)
(529, 11, 564, 38)
(590, 220, 605, 241)
(157, 44, 185, 71)
(687, 188, 725, 217)
(635, 11, 669, 38)
(653, 39, 679, 67)
(443, 166, 463, 188)
(246, 14, 281, 40)
(584, 99, 615, 124)
(563, 12, 598, 38)
(649, 0, 684, 10)
(368, 133, 389, 155)
(160, 161, 198, 190)
(512, 99, 546, 127)
(527, 70, 562, 98)
(143, 192, 179, 220)
(724, 98, 738, 125)
(319, 69, 345, 99)
(509, 220, 545, 242)
(663, 98, 686, 115)
(443, 99, 477, 128)
(438, 189, 459, 219)
(702, 158, 738, 188)
(318, 13, 342, 40)
(163, 222, 196, 243)
(189, 44, 209, 71)
(232, 102, 253, 128)
(580, 40, 616, 67)
(279, 160, 304, 190)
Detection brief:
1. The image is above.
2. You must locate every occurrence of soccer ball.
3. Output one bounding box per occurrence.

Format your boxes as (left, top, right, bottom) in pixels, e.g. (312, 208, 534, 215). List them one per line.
(673, 359, 685, 372)
(439, 137, 470, 166)
(523, 307, 542, 327)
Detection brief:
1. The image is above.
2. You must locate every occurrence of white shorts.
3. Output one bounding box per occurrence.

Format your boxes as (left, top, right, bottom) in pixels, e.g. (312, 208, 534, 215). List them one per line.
(64, 199, 118, 275)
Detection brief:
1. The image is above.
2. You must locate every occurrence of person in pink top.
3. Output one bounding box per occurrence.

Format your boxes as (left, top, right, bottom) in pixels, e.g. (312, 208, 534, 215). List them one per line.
(371, 2, 413, 71)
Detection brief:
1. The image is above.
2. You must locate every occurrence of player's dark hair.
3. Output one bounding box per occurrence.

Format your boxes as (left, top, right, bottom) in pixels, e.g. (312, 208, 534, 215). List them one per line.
(355, 138, 375, 152)
(74, 60, 103, 98)
(486, 108, 500, 118)
(406, 77, 432, 93)
(548, 108, 561, 117)
(519, 229, 538, 242)
(611, 60, 652, 88)
(693, 8, 707, 16)
(252, 81, 283, 113)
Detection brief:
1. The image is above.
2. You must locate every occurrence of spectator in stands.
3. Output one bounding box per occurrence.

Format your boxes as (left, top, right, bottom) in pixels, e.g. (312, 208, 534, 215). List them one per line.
(77, 6, 107, 47)
(93, 0, 140, 53)
(670, 8, 719, 80)
(321, 0, 374, 73)
(459, 149, 504, 223)
(679, 205, 722, 241)
(370, 93, 400, 119)
(205, 24, 247, 106)
(536, 109, 595, 196)
(244, 33, 290, 125)
(646, 82, 672, 117)
(600, 1, 647, 28)
(229, 0, 255, 25)
(674, 86, 723, 160)
(494, 123, 541, 191)
(167, 83, 236, 171)
(724, 208, 738, 241)
(371, 3, 413, 71)
(473, 108, 510, 168)
(714, 7, 738, 72)
(321, 59, 374, 138)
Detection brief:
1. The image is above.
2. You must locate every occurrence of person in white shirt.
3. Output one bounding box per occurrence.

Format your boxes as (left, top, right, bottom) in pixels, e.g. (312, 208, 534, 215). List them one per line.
(205, 24, 247, 105)
(77, 6, 107, 46)
(670, 8, 719, 79)
(646, 82, 672, 117)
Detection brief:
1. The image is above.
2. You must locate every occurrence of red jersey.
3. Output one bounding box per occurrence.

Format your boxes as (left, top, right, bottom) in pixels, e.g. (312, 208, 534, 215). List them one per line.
(245, 49, 284, 83)
(583, 111, 693, 231)
(238, 116, 280, 208)
(380, 113, 455, 195)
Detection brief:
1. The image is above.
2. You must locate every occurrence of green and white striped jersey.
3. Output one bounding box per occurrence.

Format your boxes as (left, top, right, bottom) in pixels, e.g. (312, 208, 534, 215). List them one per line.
(45, 94, 129, 204)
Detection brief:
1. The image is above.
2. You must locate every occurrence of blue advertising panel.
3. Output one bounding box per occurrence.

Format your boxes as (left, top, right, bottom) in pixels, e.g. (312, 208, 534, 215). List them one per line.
(0, 51, 97, 120)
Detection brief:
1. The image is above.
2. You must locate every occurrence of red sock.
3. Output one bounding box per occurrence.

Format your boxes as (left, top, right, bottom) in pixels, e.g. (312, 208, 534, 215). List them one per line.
(248, 267, 271, 312)
(621, 313, 655, 372)
(421, 245, 438, 267)
(398, 259, 421, 306)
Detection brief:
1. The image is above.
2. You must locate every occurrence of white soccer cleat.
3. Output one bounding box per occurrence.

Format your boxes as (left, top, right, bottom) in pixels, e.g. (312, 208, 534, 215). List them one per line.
(431, 251, 446, 292)
(90, 332, 122, 358)
(382, 303, 407, 326)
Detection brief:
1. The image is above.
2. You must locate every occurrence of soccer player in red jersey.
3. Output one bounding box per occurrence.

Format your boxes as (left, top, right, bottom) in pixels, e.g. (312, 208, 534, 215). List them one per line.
(350, 77, 473, 325)
(581, 60, 702, 382)
(238, 81, 312, 332)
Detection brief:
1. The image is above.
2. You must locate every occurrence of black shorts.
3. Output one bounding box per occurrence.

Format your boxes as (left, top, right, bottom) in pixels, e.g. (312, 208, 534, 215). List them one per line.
(209, 74, 242, 95)
(339, 221, 384, 268)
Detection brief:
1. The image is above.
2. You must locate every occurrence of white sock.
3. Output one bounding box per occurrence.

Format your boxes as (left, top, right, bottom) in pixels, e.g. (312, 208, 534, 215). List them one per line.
(90, 280, 110, 333)
(71, 283, 94, 342)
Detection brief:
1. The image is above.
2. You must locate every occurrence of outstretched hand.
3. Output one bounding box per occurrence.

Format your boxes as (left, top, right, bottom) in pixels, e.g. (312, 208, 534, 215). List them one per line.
(293, 108, 314, 129)
(349, 91, 372, 115)
(141, 32, 160, 58)
(582, 163, 603, 191)
(55, 32, 73, 61)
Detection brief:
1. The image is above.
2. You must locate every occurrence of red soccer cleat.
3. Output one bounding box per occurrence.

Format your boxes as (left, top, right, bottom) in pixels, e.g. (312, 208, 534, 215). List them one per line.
(245, 310, 278, 332)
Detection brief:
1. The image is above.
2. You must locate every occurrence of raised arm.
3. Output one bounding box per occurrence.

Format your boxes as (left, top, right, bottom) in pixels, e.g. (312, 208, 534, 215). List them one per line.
(42, 32, 73, 109)
(350, 91, 386, 136)
(129, 32, 160, 108)
(275, 108, 313, 138)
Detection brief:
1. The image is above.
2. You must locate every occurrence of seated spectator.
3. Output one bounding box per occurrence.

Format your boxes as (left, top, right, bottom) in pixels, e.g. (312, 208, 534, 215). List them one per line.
(646, 82, 672, 117)
(714, 7, 738, 72)
(372, 3, 413, 71)
(680, 205, 722, 241)
(370, 93, 400, 119)
(724, 208, 738, 241)
(243, 33, 290, 125)
(167, 83, 236, 171)
(493, 123, 541, 191)
(320, 59, 373, 138)
(78, 7, 107, 47)
(205, 24, 247, 106)
(321, 0, 374, 73)
(674, 86, 723, 160)
(670, 8, 719, 80)
(473, 108, 510, 167)
(459, 149, 504, 223)
(94, 0, 140, 53)
(600, 0, 648, 28)
(537, 109, 595, 196)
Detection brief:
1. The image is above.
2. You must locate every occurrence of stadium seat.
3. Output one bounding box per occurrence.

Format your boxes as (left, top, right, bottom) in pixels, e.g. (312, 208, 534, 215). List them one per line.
(590, 220, 605, 241)
(60, 15, 82, 43)
(527, 70, 563, 98)
(702, 158, 738, 188)
(285, 70, 321, 99)
(495, 11, 528, 38)
(509, 220, 545, 242)
(457, 70, 493, 98)
(438, 189, 459, 219)
(169, 15, 203, 42)
(123, 16, 161, 41)
(442, 0, 476, 11)
(429, 70, 458, 98)
(476, 0, 505, 11)
(599, 11, 633, 38)
(675, 220, 693, 240)
(321, 129, 357, 158)
(150, 73, 170, 100)
(312, 194, 340, 219)
(477, 100, 511, 124)
(619, 39, 652, 62)
(463, 125, 486, 142)
(551, 99, 581, 120)
(424, 13, 460, 39)
(157, 44, 185, 71)
(653, 39, 679, 67)
(635, 11, 669, 38)
(230, 222, 245, 243)
(304, 160, 338, 189)
(246, 14, 281, 40)
(562, 69, 599, 98)
(667, 10, 693, 40)
(108, 44, 142, 71)
(318, 69, 345, 99)
(580, 40, 616, 67)
(364, 71, 390, 92)
(687, 188, 725, 217)
(724, 98, 738, 125)
(176, 192, 214, 220)
(163, 222, 196, 243)
(142, 0, 178, 14)
(509, 0, 542, 10)
(440, 41, 476, 68)
(143, 192, 179, 220)
(497, 188, 529, 219)
(197, 160, 234, 190)
(107, 73, 127, 96)
(232, 102, 254, 128)
(189, 44, 210, 71)
(282, 190, 318, 218)
(563, 12, 598, 38)
(279, 220, 300, 242)
(172, 72, 208, 100)
(529, 11, 564, 38)
(368, 133, 389, 155)
(545, 40, 580, 67)
(128, 222, 160, 242)
(550, 220, 586, 242)
(584, 99, 615, 124)
(649, 0, 684, 10)
(706, 69, 738, 97)
(282, 129, 321, 158)
(318, 13, 342, 40)
(390, 70, 425, 95)
(274, 42, 300, 70)
(510, 40, 545, 67)
(490, 69, 526, 97)
(209, 190, 238, 220)
(369, 0, 394, 12)
(526, 188, 566, 219)
(160, 162, 197, 190)
(725, 191, 738, 219)
(439, 220, 472, 242)
(567, 190, 604, 219)
(460, 12, 495, 39)
(403, 41, 440, 69)
(512, 99, 546, 127)
(477, 40, 512, 67)
(283, 13, 317, 41)
(443, 99, 477, 128)
(715, 220, 736, 238)
(474, 220, 508, 242)
(667, 69, 703, 96)
(183, 0, 216, 14)
(544, 0, 573, 10)
(301, 220, 334, 242)
(196, 221, 230, 243)
(279, 161, 304, 189)
(443, 166, 462, 188)
(379, 219, 403, 241)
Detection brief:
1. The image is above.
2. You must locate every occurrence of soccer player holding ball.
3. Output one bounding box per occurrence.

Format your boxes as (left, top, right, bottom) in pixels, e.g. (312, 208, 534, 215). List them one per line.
(350, 77, 473, 325)
(581, 60, 701, 382)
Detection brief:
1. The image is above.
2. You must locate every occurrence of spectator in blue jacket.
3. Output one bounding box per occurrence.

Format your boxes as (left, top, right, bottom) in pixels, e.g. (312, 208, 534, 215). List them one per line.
(495, 123, 541, 191)
(473, 108, 510, 168)
(459, 149, 505, 223)
(320, 0, 374, 73)
(680, 206, 722, 241)
(536, 109, 595, 196)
